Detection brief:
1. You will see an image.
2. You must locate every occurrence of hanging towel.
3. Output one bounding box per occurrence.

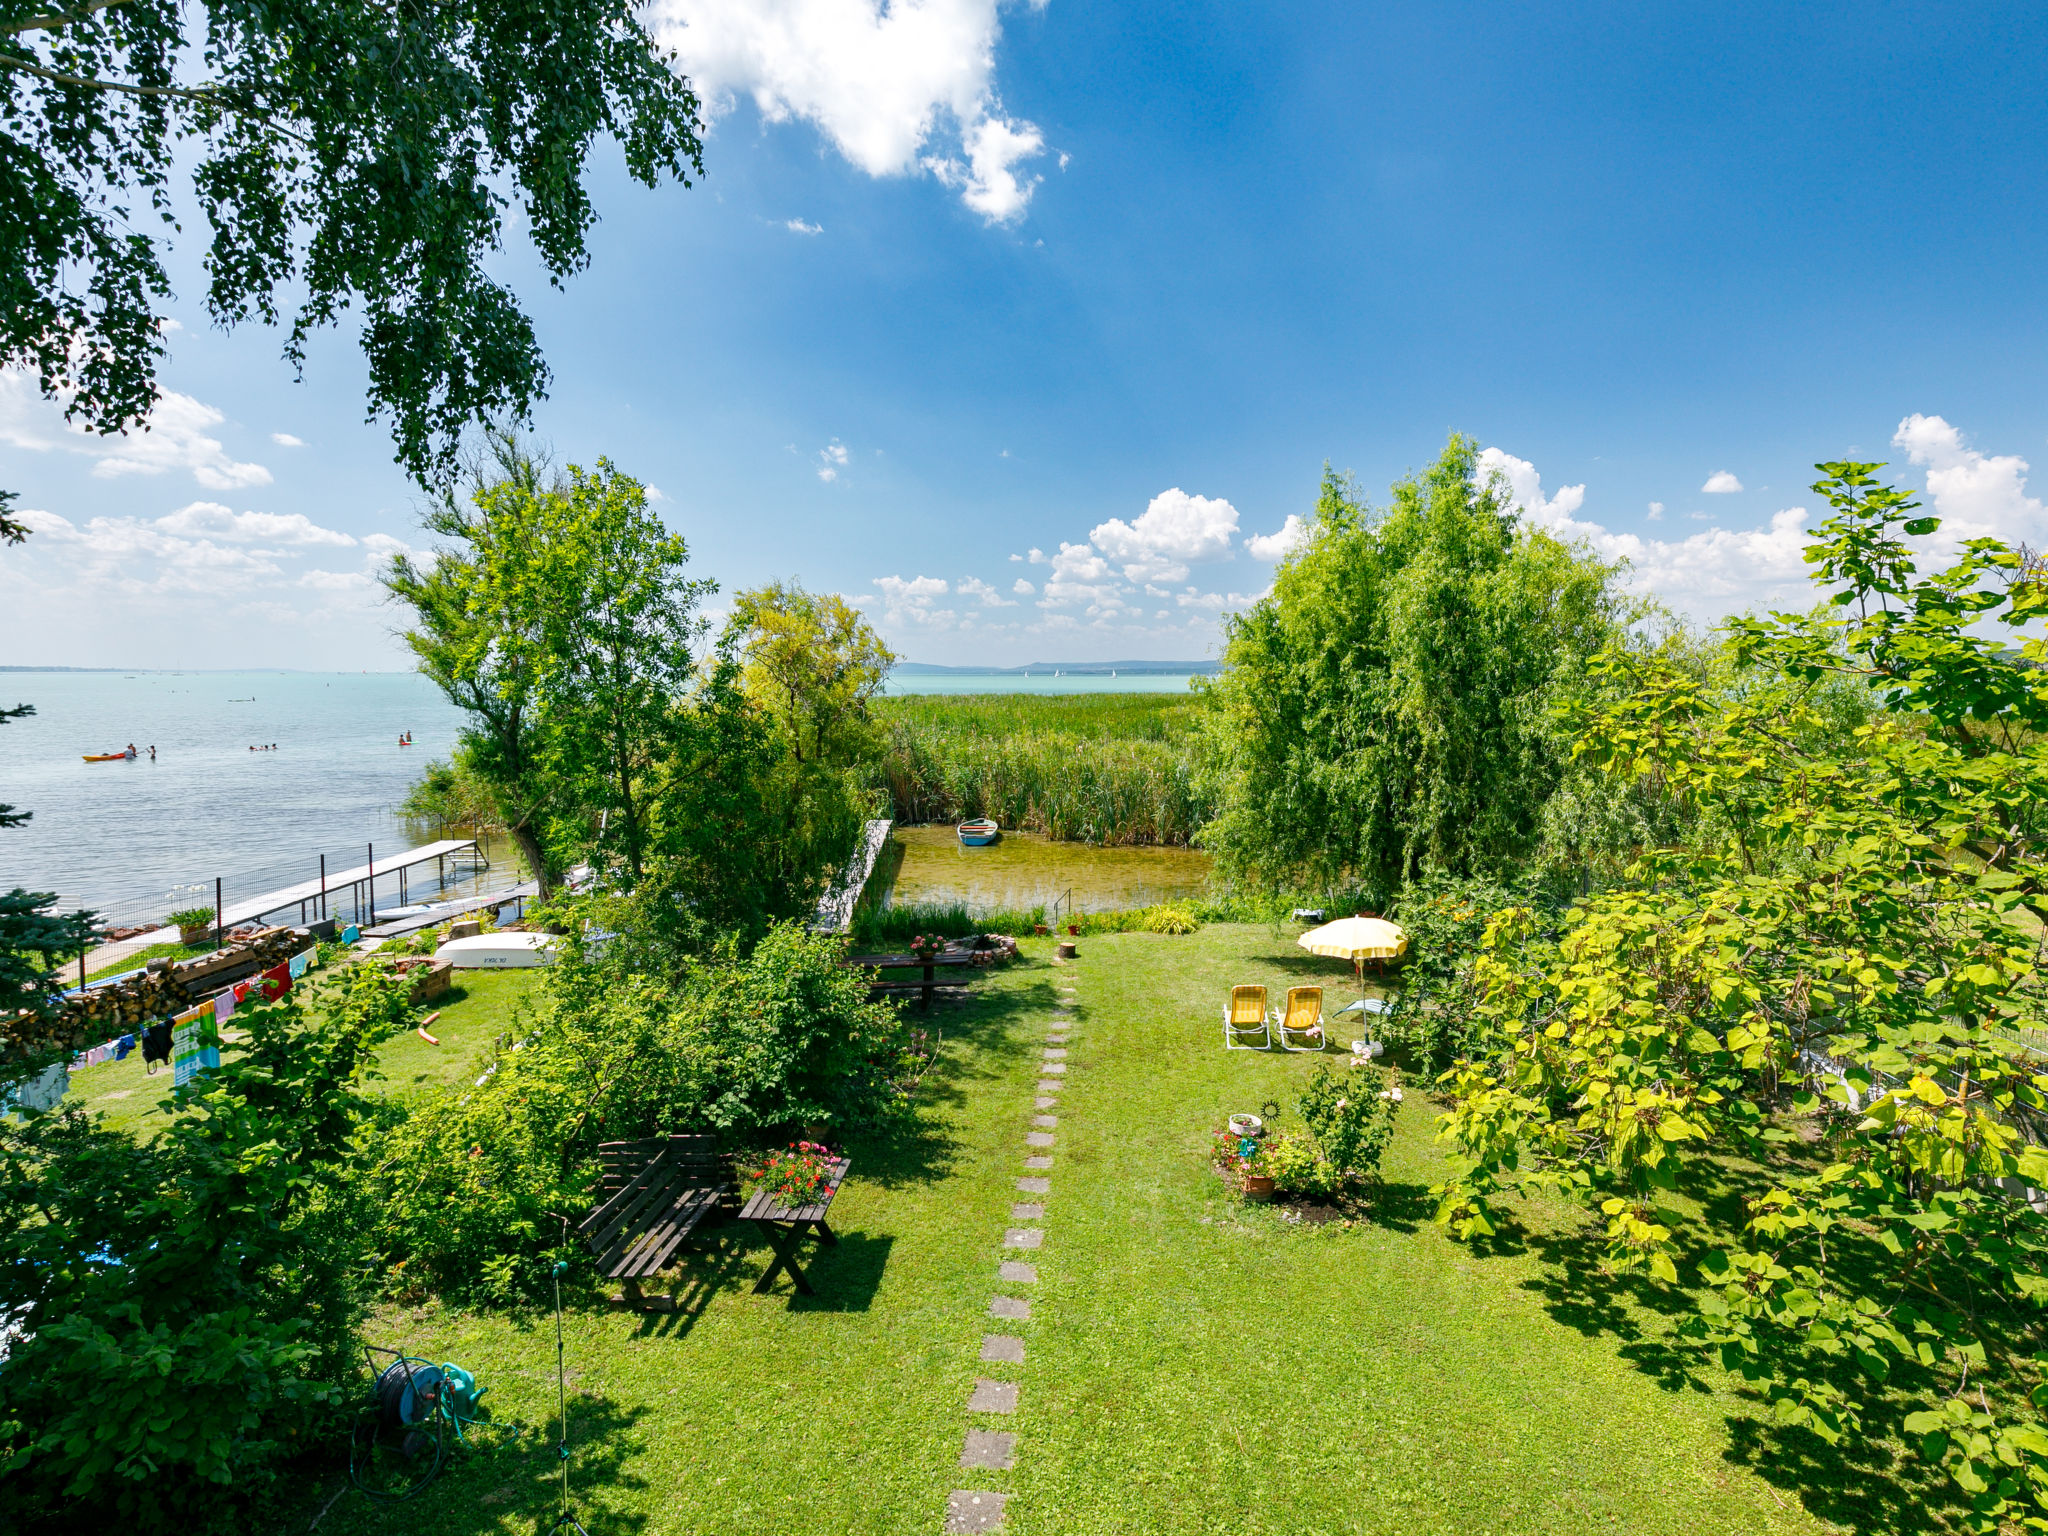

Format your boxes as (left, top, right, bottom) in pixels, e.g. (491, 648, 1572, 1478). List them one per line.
(260, 962, 291, 1001)
(141, 1021, 174, 1070)
(172, 1004, 220, 1087)
(288, 947, 314, 979)
(14, 1061, 69, 1113)
(115, 1033, 136, 1061)
(232, 980, 251, 1004)
(214, 990, 235, 1025)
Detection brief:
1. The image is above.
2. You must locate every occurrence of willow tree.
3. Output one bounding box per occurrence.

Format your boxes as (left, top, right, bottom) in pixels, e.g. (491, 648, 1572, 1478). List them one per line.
(1199, 435, 1626, 896)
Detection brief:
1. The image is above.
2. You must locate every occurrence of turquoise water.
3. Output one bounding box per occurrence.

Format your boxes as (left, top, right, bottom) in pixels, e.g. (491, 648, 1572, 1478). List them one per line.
(881, 672, 1201, 695)
(0, 665, 1205, 925)
(1, 671, 475, 924)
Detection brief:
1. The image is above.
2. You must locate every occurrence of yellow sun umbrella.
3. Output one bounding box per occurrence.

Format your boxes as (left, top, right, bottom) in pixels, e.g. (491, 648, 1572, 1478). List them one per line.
(1297, 915, 1409, 1003)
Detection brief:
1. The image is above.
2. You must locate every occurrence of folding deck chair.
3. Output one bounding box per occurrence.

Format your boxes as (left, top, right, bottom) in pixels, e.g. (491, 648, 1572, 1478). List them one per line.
(1222, 984, 1271, 1050)
(1275, 986, 1327, 1052)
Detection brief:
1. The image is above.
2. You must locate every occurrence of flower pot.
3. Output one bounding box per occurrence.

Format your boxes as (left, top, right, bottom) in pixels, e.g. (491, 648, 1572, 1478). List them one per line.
(178, 923, 211, 946)
(1066, 924, 1079, 936)
(1243, 1174, 1275, 1202)
(1033, 924, 1049, 937)
(1228, 1113, 1264, 1140)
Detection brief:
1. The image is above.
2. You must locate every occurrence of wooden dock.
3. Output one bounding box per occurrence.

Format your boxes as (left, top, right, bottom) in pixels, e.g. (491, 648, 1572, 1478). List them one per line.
(218, 838, 485, 928)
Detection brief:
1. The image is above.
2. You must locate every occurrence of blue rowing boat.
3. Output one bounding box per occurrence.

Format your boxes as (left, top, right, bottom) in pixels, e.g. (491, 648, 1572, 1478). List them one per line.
(957, 817, 1000, 846)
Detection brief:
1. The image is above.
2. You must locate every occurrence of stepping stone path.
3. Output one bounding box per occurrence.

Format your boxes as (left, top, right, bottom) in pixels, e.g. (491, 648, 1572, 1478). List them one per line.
(947, 963, 1084, 1530)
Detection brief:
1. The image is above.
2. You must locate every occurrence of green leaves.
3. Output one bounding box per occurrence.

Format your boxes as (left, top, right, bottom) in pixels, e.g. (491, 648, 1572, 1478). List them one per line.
(1433, 459, 2048, 1524)
(4, 0, 702, 487)
(1199, 436, 1629, 896)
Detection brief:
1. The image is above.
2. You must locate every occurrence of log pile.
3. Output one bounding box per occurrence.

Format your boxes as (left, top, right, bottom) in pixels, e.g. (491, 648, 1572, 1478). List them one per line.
(8, 927, 309, 1056)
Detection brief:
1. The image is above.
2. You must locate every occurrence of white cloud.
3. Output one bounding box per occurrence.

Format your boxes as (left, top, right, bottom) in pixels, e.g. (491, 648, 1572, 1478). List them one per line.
(1245, 513, 1308, 562)
(154, 501, 357, 547)
(924, 113, 1043, 224)
(1089, 488, 1239, 583)
(1475, 448, 1585, 524)
(653, 0, 1046, 222)
(270, 432, 304, 448)
(1011, 576, 1034, 594)
(1892, 413, 2048, 549)
(0, 372, 272, 489)
(1702, 470, 1744, 494)
(786, 218, 823, 235)
(1482, 445, 1812, 618)
(872, 573, 956, 627)
(957, 575, 1015, 607)
(818, 439, 850, 481)
(1007, 552, 1023, 561)
(645, 484, 669, 504)
(1647, 501, 1665, 521)
(1026, 546, 1047, 564)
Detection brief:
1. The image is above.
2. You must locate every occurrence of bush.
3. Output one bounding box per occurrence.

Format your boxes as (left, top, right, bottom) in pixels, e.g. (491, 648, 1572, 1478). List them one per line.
(1258, 1129, 1340, 1197)
(372, 917, 909, 1304)
(165, 905, 214, 930)
(0, 988, 391, 1533)
(1297, 1061, 1398, 1182)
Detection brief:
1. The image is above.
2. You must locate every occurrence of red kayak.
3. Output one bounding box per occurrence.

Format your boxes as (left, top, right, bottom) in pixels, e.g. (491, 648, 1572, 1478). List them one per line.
(82, 750, 134, 762)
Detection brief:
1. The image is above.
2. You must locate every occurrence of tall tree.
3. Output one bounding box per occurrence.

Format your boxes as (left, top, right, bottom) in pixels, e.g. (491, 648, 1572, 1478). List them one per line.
(1438, 464, 2048, 1527)
(1, 0, 701, 487)
(730, 581, 895, 768)
(1199, 436, 1626, 895)
(385, 434, 564, 894)
(534, 461, 711, 887)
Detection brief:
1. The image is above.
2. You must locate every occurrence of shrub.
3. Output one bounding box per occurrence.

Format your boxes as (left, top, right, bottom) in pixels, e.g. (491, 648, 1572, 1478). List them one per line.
(372, 917, 908, 1303)
(0, 988, 391, 1532)
(1298, 1061, 1398, 1183)
(1258, 1130, 1340, 1198)
(849, 899, 1043, 948)
(165, 905, 214, 930)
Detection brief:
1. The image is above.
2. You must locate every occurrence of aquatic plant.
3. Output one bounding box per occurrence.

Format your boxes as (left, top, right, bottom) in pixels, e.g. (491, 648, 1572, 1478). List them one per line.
(870, 694, 1212, 847)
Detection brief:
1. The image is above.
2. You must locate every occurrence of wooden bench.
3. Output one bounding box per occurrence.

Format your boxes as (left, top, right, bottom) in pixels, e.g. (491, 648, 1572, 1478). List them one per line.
(847, 944, 987, 1009)
(579, 1135, 737, 1308)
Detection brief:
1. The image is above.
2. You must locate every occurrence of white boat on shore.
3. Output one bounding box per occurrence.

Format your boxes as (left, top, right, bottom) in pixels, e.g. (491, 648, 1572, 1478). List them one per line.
(434, 931, 558, 969)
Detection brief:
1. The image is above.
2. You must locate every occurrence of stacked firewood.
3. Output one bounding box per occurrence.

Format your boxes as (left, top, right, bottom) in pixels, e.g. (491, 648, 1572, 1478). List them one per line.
(9, 927, 308, 1056)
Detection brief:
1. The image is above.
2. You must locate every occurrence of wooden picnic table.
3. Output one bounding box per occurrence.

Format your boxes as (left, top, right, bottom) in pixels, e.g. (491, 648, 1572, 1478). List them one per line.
(737, 1156, 851, 1296)
(846, 945, 985, 1010)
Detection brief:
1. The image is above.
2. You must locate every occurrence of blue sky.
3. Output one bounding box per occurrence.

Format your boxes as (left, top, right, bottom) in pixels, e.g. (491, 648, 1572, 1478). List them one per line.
(6, 0, 2048, 668)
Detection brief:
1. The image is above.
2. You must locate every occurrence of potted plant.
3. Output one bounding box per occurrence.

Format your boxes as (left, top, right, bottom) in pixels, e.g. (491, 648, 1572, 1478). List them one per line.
(1215, 1129, 1274, 1201)
(748, 1142, 834, 1209)
(907, 933, 945, 963)
(168, 905, 215, 946)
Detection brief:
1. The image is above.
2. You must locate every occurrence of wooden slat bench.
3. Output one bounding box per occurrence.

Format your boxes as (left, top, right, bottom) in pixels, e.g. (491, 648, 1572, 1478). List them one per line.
(579, 1135, 737, 1308)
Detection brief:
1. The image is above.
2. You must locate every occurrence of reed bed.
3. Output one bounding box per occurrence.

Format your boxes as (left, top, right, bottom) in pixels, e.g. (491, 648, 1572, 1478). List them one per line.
(870, 693, 1212, 846)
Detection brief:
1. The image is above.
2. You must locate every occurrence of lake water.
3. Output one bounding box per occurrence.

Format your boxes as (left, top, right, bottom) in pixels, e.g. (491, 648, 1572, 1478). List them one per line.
(0, 670, 484, 925)
(880, 825, 1210, 914)
(0, 667, 1206, 926)
(882, 673, 1202, 695)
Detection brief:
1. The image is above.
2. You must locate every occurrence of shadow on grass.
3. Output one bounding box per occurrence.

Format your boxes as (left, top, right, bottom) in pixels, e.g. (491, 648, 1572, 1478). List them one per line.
(1364, 1179, 1433, 1233)
(1489, 1139, 1988, 1536)
(1722, 1416, 1970, 1536)
(848, 959, 1066, 1193)
(285, 1392, 650, 1536)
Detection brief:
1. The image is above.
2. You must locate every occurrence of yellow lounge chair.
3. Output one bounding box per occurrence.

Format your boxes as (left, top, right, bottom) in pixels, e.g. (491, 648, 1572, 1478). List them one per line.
(1222, 984, 1270, 1050)
(1275, 986, 1326, 1052)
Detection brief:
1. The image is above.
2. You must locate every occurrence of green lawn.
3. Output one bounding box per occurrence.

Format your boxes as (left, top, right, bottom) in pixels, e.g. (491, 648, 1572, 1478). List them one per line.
(277, 926, 1883, 1536)
(60, 967, 544, 1137)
